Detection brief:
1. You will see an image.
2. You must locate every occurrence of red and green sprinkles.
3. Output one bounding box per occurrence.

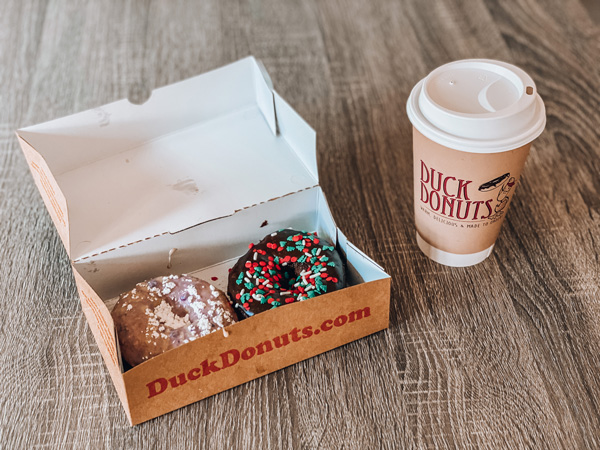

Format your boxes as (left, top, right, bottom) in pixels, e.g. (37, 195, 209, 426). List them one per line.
(234, 231, 339, 315)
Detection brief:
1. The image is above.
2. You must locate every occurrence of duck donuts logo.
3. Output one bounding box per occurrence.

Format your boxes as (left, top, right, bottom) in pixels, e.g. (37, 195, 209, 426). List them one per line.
(144, 306, 372, 399)
(419, 160, 515, 223)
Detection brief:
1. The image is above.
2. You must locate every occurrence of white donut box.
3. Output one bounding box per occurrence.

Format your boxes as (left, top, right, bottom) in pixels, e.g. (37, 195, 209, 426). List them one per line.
(16, 57, 391, 426)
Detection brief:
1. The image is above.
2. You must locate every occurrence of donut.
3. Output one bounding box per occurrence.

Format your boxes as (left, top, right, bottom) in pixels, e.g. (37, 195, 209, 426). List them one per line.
(228, 229, 345, 319)
(112, 275, 237, 367)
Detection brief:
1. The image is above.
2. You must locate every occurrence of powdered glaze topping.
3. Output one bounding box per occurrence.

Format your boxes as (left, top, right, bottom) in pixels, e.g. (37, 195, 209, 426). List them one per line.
(112, 275, 237, 367)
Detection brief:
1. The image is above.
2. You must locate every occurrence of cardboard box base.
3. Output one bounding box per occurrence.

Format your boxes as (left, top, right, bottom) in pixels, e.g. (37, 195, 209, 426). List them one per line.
(122, 277, 390, 425)
(94, 245, 390, 425)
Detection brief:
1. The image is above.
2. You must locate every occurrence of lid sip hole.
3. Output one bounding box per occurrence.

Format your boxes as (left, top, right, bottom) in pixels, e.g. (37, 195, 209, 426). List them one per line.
(526, 86, 534, 95)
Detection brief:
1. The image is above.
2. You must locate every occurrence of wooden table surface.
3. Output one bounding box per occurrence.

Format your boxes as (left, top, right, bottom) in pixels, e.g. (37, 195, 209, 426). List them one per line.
(2, 0, 599, 448)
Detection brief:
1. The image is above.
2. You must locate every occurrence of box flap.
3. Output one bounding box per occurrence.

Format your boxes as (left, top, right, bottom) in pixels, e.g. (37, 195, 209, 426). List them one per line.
(16, 57, 318, 261)
(337, 228, 389, 282)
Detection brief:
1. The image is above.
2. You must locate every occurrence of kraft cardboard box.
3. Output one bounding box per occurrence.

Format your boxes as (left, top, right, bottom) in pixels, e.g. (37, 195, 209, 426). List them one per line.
(16, 57, 391, 425)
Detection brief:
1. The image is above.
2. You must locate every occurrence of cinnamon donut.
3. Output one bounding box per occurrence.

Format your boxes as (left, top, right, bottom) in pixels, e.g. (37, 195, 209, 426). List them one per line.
(228, 229, 345, 319)
(112, 275, 237, 367)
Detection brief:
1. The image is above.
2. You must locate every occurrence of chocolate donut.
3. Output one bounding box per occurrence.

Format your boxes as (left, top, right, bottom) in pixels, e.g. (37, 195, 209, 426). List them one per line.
(228, 229, 345, 319)
(112, 275, 237, 367)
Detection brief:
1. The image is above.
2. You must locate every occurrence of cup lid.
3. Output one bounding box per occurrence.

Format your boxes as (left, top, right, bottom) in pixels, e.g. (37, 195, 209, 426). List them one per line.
(406, 59, 546, 153)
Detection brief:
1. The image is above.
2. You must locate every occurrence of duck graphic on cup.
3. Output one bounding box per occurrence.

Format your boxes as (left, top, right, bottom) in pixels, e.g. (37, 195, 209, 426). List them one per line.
(478, 173, 517, 220)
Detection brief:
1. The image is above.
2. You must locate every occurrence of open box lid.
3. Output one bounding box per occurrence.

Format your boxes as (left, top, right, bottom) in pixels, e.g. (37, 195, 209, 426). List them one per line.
(17, 57, 319, 261)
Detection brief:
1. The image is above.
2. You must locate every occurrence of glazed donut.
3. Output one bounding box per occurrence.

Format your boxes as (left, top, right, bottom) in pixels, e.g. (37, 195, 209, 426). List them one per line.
(112, 275, 237, 367)
(228, 229, 345, 319)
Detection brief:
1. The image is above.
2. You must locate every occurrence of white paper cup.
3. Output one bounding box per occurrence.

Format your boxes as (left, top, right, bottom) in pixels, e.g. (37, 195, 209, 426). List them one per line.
(406, 59, 546, 267)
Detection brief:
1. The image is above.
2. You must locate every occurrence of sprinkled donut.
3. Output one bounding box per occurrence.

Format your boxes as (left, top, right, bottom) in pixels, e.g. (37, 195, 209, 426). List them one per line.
(227, 229, 345, 319)
(112, 275, 237, 367)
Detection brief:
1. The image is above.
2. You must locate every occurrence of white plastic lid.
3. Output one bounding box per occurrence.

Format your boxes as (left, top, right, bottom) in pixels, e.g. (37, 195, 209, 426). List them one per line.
(407, 59, 546, 153)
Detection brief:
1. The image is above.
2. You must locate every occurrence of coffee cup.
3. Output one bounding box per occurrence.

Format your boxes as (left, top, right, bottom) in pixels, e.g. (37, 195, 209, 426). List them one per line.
(406, 59, 546, 267)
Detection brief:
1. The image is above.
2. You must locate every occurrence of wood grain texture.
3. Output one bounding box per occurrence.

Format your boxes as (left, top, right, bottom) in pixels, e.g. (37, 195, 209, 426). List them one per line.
(1, 0, 599, 448)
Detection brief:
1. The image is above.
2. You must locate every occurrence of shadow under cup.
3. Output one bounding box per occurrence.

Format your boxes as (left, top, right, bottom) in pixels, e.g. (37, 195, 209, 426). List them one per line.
(406, 59, 546, 267)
